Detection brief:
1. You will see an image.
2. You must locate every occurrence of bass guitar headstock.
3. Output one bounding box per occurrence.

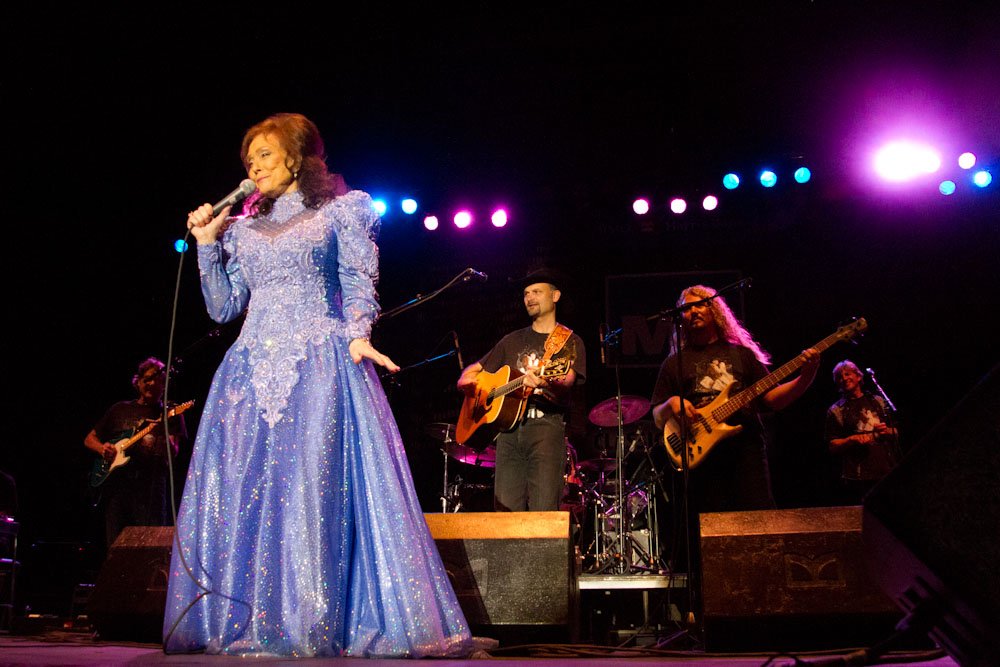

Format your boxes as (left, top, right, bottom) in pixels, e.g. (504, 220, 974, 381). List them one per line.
(836, 317, 868, 344)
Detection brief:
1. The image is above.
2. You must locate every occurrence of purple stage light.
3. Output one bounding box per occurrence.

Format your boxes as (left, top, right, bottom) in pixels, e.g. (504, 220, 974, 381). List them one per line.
(873, 141, 942, 182)
(454, 211, 473, 229)
(958, 152, 977, 170)
(491, 209, 508, 227)
(632, 198, 650, 215)
(702, 195, 719, 211)
(670, 198, 687, 214)
(423, 215, 439, 231)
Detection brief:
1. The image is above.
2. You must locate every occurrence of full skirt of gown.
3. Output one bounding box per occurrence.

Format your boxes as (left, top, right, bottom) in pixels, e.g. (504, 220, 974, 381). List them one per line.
(163, 334, 472, 657)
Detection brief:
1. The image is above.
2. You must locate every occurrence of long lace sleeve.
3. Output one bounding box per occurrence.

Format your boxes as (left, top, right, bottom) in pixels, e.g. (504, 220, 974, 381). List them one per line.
(196, 227, 250, 323)
(335, 192, 381, 341)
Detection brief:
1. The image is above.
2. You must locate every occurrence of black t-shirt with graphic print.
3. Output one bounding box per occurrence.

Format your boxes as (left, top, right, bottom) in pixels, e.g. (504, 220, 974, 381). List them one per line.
(479, 326, 586, 413)
(651, 340, 773, 512)
(825, 392, 899, 481)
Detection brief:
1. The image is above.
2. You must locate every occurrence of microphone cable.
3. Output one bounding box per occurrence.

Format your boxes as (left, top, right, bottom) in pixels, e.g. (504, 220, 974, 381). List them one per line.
(160, 224, 254, 649)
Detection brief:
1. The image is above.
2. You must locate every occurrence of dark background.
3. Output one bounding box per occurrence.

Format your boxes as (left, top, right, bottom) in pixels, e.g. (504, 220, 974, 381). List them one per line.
(3, 3, 998, 611)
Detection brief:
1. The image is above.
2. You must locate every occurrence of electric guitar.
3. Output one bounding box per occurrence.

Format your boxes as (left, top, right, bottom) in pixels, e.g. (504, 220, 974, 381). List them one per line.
(663, 318, 867, 470)
(456, 356, 574, 450)
(89, 400, 195, 487)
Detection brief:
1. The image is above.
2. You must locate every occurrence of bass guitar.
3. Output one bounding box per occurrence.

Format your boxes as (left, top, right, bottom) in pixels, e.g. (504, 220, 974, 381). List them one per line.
(663, 318, 867, 470)
(456, 356, 573, 450)
(89, 400, 195, 487)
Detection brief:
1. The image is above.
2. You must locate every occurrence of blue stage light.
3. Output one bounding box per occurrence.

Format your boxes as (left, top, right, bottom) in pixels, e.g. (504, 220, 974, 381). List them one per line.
(372, 199, 388, 216)
(794, 167, 812, 184)
(973, 170, 992, 188)
(759, 170, 778, 188)
(939, 180, 956, 196)
(722, 173, 740, 190)
(401, 198, 418, 214)
(174, 239, 189, 253)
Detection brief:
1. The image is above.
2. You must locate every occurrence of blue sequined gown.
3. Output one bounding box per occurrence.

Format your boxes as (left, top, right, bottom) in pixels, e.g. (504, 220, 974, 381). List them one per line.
(163, 190, 471, 657)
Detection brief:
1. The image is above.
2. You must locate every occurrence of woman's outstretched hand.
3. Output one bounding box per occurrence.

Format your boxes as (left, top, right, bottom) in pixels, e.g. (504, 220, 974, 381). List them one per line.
(349, 338, 400, 372)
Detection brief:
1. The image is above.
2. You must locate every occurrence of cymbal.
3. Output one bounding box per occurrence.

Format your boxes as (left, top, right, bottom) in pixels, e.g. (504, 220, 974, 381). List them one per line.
(424, 422, 456, 442)
(445, 443, 496, 468)
(578, 457, 618, 473)
(588, 395, 650, 428)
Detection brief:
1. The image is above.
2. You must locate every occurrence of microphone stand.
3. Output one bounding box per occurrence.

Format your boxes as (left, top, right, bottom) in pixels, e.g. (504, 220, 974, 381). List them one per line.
(866, 367, 897, 413)
(376, 347, 458, 400)
(866, 367, 902, 458)
(599, 326, 630, 574)
(374, 267, 480, 396)
(647, 277, 751, 635)
(378, 268, 485, 322)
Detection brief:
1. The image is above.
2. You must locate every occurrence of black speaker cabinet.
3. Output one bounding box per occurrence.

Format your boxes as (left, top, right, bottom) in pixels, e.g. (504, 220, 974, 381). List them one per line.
(864, 366, 999, 666)
(425, 511, 576, 644)
(87, 526, 173, 642)
(700, 506, 901, 651)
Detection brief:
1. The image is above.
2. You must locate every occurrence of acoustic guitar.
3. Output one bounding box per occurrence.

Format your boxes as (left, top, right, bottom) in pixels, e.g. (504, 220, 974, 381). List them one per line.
(456, 356, 573, 450)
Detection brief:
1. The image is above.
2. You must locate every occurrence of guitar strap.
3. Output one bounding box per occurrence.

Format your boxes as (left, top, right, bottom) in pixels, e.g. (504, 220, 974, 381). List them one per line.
(540, 323, 573, 365)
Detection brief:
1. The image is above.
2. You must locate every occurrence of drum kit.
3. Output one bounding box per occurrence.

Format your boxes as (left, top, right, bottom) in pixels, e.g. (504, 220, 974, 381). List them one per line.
(424, 422, 496, 513)
(424, 393, 669, 575)
(577, 395, 668, 574)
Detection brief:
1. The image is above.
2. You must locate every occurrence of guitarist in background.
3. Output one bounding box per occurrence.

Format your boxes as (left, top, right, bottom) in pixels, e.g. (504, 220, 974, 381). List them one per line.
(457, 268, 586, 511)
(84, 357, 187, 549)
(825, 360, 900, 504)
(650, 285, 819, 589)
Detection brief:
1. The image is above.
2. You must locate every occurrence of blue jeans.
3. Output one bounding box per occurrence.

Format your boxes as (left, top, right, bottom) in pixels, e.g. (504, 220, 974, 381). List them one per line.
(494, 414, 565, 511)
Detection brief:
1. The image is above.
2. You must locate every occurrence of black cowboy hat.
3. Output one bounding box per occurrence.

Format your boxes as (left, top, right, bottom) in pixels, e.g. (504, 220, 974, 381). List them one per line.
(513, 266, 571, 292)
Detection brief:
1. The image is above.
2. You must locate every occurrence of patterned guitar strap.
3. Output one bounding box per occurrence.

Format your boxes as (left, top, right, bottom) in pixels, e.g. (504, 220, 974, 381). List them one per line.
(519, 323, 573, 400)
(539, 323, 573, 372)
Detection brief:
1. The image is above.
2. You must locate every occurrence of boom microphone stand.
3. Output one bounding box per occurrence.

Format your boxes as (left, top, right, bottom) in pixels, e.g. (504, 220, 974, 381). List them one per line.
(866, 366, 902, 457)
(648, 277, 752, 634)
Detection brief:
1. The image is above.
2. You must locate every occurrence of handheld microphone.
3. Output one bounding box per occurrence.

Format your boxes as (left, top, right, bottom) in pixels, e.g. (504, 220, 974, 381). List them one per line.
(212, 179, 257, 216)
(464, 268, 488, 282)
(452, 331, 465, 370)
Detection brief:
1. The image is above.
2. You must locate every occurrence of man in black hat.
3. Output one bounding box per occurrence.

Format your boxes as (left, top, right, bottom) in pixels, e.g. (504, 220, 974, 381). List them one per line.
(457, 269, 586, 511)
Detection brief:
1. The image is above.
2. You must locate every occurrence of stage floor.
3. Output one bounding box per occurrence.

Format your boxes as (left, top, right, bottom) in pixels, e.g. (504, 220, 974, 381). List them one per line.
(0, 631, 957, 666)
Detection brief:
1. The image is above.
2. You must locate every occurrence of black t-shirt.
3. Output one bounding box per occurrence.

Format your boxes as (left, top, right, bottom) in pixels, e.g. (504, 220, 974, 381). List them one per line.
(650, 340, 774, 512)
(825, 392, 900, 481)
(93, 400, 187, 474)
(479, 326, 586, 413)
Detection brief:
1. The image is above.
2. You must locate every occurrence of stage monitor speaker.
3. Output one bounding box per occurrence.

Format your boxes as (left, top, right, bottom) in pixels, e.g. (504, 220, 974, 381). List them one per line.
(863, 365, 999, 666)
(700, 506, 901, 651)
(425, 511, 576, 644)
(87, 526, 173, 643)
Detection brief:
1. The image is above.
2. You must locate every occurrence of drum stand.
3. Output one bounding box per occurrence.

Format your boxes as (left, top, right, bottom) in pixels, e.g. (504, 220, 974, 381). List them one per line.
(582, 438, 668, 575)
